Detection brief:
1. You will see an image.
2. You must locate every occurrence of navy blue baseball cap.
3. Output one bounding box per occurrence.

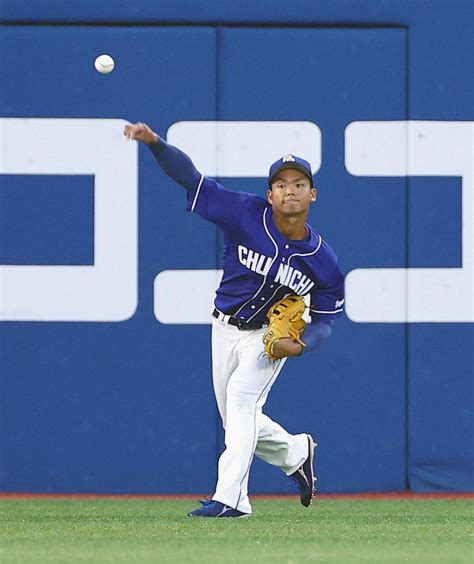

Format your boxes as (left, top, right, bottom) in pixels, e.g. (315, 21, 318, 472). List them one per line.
(268, 154, 313, 188)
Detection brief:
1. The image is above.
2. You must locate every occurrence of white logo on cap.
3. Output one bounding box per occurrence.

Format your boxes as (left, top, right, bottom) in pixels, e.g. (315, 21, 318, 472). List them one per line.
(282, 155, 296, 162)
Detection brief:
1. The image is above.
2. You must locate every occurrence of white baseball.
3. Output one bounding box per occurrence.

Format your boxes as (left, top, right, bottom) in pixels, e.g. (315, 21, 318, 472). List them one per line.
(94, 54, 115, 74)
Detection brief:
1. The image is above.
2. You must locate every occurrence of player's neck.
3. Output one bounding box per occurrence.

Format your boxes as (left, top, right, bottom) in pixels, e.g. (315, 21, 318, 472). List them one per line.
(272, 211, 308, 240)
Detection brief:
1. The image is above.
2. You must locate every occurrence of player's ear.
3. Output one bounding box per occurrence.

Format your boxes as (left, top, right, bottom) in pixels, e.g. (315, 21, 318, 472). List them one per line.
(311, 187, 317, 202)
(267, 188, 273, 205)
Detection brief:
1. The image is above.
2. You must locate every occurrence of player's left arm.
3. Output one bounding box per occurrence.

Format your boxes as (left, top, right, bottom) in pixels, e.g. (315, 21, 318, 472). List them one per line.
(270, 316, 335, 358)
(300, 259, 345, 355)
(300, 316, 335, 353)
(268, 258, 344, 360)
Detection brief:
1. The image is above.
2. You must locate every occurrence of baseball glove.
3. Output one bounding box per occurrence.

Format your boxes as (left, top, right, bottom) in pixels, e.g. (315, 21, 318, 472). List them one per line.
(262, 295, 306, 360)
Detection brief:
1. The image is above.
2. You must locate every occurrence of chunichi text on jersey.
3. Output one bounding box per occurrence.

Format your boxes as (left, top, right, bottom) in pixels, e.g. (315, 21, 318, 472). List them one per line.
(237, 244, 315, 295)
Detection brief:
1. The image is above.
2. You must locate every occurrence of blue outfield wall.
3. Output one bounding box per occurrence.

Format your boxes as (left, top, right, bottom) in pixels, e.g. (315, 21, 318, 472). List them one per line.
(0, 1, 472, 494)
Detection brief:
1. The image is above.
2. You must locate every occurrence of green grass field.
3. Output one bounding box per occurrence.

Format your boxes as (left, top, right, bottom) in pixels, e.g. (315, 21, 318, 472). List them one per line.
(0, 497, 472, 563)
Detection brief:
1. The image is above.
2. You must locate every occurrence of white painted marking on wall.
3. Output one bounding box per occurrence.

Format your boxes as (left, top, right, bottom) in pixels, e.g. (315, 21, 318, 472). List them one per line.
(154, 269, 223, 324)
(167, 121, 321, 177)
(0, 118, 138, 321)
(345, 120, 473, 322)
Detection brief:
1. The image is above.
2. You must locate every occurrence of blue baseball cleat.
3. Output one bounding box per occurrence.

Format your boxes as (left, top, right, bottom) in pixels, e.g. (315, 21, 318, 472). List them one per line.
(187, 499, 250, 518)
(290, 434, 317, 507)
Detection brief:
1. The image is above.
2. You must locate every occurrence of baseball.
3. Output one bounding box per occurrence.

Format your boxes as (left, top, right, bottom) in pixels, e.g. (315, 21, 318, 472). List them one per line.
(94, 54, 115, 74)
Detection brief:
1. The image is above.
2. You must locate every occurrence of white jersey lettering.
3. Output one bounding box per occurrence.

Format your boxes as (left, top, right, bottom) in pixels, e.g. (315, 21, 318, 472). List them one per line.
(246, 249, 259, 271)
(237, 245, 272, 276)
(256, 254, 272, 276)
(275, 263, 290, 285)
(288, 269, 302, 291)
(295, 277, 315, 295)
(275, 263, 315, 295)
(238, 244, 248, 266)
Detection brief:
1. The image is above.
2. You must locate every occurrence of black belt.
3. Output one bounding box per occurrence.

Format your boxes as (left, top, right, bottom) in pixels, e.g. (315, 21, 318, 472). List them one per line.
(212, 308, 266, 331)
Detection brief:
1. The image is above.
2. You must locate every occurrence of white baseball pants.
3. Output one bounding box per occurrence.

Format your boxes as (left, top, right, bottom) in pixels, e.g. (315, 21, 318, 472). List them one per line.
(211, 316, 309, 514)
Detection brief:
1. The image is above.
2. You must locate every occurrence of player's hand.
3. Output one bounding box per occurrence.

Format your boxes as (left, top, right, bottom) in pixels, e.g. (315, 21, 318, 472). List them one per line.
(270, 338, 304, 359)
(124, 122, 158, 145)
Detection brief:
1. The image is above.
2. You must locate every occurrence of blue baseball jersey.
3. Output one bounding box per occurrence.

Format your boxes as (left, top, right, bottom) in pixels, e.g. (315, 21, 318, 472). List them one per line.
(187, 175, 344, 324)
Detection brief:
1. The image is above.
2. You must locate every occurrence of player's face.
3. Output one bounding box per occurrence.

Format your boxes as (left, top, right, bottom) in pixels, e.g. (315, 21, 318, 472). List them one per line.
(267, 170, 317, 216)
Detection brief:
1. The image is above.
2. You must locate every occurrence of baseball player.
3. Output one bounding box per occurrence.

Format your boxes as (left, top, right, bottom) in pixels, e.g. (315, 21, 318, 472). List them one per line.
(124, 122, 344, 518)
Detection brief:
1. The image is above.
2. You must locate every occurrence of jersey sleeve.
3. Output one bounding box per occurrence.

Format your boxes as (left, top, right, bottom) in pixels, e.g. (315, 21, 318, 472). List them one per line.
(186, 175, 254, 231)
(148, 139, 201, 191)
(309, 251, 345, 321)
(301, 317, 334, 353)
